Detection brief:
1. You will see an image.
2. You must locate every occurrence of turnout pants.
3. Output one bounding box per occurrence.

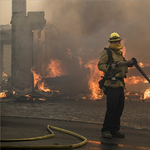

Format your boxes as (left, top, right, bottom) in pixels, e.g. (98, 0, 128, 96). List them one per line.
(102, 87, 125, 132)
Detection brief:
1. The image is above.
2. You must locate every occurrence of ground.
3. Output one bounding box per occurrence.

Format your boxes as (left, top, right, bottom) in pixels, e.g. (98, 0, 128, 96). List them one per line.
(0, 98, 150, 149)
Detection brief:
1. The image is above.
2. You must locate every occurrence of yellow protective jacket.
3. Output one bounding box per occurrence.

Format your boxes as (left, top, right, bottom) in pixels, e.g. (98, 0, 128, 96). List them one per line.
(98, 48, 128, 88)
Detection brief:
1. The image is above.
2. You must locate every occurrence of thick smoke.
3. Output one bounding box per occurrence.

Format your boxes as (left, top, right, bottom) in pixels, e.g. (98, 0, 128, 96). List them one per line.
(32, 0, 150, 95)
(32, 0, 150, 62)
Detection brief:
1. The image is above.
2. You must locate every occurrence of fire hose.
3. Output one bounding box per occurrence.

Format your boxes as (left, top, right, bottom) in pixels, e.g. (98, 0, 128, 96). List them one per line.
(1, 125, 87, 149)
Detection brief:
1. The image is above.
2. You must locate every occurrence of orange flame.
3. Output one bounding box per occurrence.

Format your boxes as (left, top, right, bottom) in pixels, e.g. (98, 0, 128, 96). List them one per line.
(37, 82, 51, 92)
(46, 59, 67, 78)
(85, 60, 103, 100)
(121, 40, 126, 57)
(0, 92, 7, 98)
(31, 69, 51, 92)
(31, 69, 42, 87)
(125, 76, 148, 84)
(2, 72, 8, 77)
(38, 98, 46, 101)
(139, 62, 144, 68)
(144, 88, 150, 99)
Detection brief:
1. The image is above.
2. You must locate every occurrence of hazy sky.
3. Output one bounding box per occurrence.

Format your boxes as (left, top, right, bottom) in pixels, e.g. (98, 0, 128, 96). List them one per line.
(0, 0, 49, 25)
(1, 0, 150, 62)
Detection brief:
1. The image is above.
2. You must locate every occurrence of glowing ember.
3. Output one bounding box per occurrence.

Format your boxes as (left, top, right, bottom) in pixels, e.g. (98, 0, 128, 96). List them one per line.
(85, 60, 103, 100)
(46, 59, 67, 78)
(25, 94, 31, 98)
(0, 92, 7, 98)
(144, 88, 150, 99)
(38, 98, 46, 101)
(139, 62, 144, 68)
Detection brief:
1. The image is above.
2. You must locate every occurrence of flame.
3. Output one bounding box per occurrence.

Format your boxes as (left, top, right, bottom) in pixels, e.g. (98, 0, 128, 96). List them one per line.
(144, 88, 150, 99)
(25, 94, 31, 98)
(85, 60, 103, 100)
(31, 69, 42, 87)
(31, 68, 60, 93)
(139, 62, 144, 68)
(38, 97, 46, 101)
(121, 40, 126, 56)
(31, 69, 51, 92)
(38, 82, 51, 92)
(2, 72, 8, 77)
(25, 94, 31, 100)
(125, 76, 148, 84)
(46, 59, 67, 78)
(0, 92, 7, 98)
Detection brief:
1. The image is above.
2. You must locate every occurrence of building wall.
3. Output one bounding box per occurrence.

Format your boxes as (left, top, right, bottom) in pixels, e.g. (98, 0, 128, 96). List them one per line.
(3, 45, 11, 76)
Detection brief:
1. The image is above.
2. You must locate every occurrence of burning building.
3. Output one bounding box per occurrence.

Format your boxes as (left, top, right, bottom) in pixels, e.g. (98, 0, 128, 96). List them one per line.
(0, 0, 150, 101)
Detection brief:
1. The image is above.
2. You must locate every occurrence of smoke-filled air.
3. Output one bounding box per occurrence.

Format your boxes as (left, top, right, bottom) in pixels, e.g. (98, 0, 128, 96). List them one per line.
(1, 0, 150, 100)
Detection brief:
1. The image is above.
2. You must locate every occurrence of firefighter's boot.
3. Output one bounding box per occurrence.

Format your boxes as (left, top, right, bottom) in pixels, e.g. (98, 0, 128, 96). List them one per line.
(111, 131, 125, 138)
(102, 131, 112, 139)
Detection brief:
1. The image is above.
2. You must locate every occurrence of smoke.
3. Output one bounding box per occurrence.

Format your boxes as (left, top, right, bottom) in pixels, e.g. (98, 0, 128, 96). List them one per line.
(32, 0, 150, 96)
(31, 0, 150, 61)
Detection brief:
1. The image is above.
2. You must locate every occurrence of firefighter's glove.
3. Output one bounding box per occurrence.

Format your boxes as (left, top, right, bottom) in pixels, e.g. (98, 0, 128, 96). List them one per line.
(110, 63, 118, 70)
(126, 59, 134, 67)
(131, 57, 137, 64)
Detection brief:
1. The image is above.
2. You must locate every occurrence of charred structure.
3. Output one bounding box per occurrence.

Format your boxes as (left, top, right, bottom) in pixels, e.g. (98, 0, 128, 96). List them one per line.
(11, 0, 46, 96)
(0, 0, 150, 101)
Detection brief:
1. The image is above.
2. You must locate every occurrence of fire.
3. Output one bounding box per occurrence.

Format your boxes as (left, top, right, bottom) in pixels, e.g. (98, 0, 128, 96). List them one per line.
(38, 98, 46, 101)
(31, 69, 42, 87)
(125, 76, 148, 84)
(2, 72, 8, 77)
(121, 40, 126, 56)
(144, 88, 150, 99)
(31, 69, 51, 92)
(37, 82, 51, 92)
(25, 94, 31, 98)
(0, 92, 7, 98)
(139, 62, 144, 68)
(85, 60, 103, 100)
(46, 59, 67, 78)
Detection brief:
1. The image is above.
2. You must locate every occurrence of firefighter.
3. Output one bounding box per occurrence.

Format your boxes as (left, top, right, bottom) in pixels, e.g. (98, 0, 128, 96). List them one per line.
(98, 32, 133, 139)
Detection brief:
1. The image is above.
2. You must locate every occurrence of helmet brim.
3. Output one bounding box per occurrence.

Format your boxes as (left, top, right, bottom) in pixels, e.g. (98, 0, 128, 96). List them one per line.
(108, 38, 122, 42)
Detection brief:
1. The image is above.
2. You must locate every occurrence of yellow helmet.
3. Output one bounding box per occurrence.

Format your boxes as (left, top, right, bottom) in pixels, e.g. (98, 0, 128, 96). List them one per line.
(108, 32, 122, 42)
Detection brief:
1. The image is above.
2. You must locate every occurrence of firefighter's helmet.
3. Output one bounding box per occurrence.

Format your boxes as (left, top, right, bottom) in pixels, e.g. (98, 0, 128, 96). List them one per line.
(108, 32, 122, 42)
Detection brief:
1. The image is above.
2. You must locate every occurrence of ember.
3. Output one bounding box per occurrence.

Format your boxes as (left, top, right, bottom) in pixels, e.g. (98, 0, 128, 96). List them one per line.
(0, 92, 7, 98)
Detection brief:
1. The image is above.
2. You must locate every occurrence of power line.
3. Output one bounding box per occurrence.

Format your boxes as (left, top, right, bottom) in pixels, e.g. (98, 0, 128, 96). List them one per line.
(139, 55, 150, 62)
